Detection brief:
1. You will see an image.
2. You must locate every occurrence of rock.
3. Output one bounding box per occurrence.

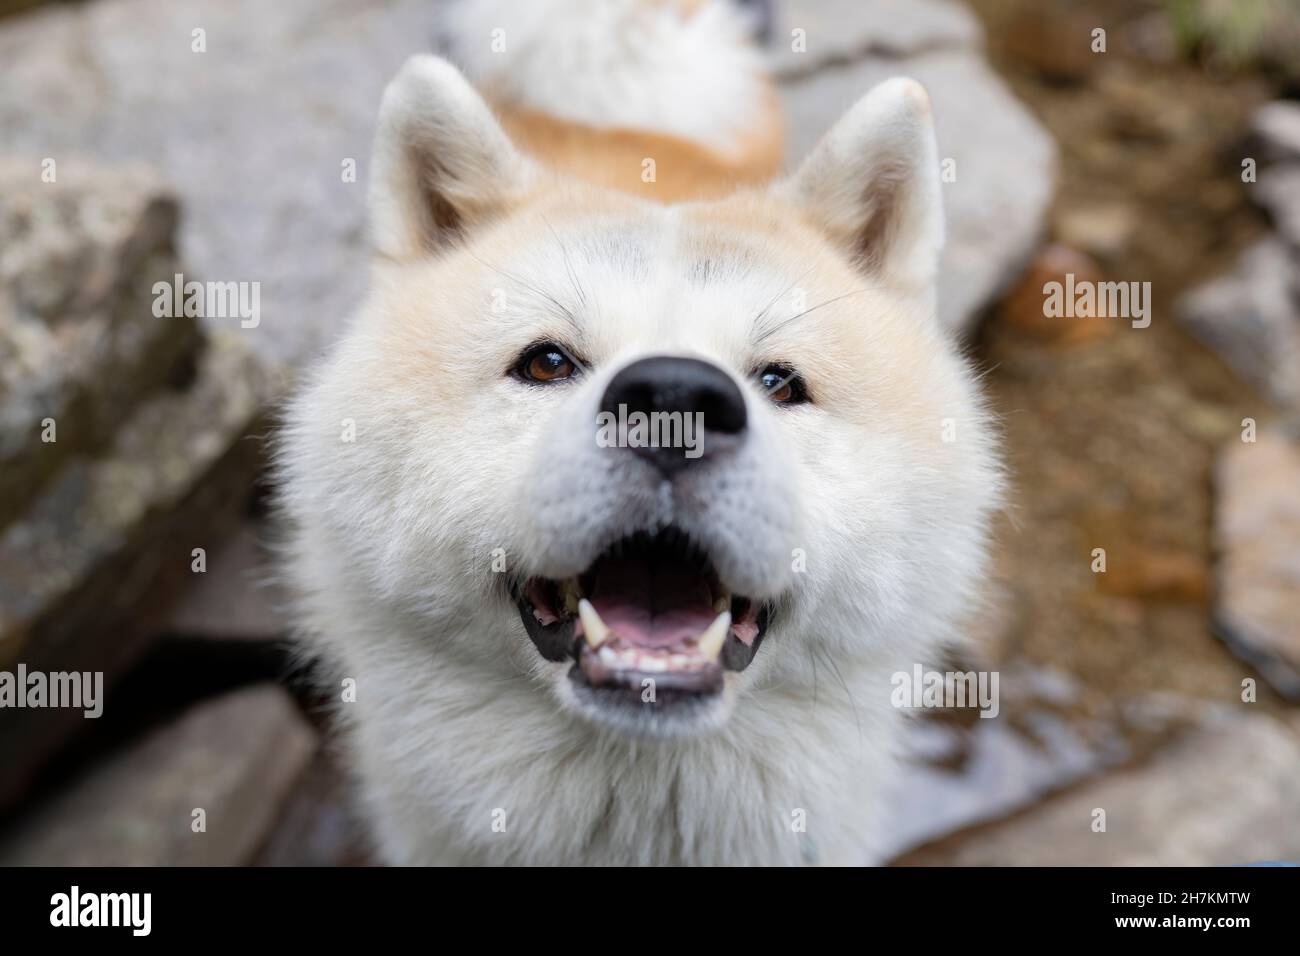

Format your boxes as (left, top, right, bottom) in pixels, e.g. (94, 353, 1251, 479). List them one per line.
(1176, 238, 1300, 412)
(770, 0, 982, 78)
(0, 0, 448, 366)
(1000, 244, 1112, 345)
(1256, 163, 1300, 250)
(164, 520, 289, 642)
(1213, 430, 1300, 699)
(877, 663, 1127, 860)
(1252, 100, 1300, 163)
(254, 752, 373, 867)
(0, 332, 277, 810)
(1183, 100, 1300, 410)
(0, 154, 282, 807)
(0, 685, 317, 866)
(878, 671, 1238, 862)
(0, 159, 201, 527)
(894, 712, 1300, 865)
(781, 49, 1056, 337)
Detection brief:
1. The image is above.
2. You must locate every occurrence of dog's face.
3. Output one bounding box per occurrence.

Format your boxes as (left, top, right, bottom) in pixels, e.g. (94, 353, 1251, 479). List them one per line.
(282, 58, 1002, 737)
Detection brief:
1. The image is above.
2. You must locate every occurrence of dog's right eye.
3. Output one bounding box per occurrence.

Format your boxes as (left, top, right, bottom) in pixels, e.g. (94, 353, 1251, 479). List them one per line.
(514, 343, 578, 383)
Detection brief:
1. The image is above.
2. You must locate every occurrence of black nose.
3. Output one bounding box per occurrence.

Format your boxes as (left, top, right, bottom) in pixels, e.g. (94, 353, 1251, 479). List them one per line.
(599, 356, 747, 474)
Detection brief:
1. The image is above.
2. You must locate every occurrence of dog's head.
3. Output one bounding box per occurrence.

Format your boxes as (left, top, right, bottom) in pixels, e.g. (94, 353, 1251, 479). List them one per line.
(282, 57, 1002, 736)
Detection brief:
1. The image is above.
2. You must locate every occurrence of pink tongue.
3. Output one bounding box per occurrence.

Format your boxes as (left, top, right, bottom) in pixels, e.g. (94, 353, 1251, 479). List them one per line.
(589, 556, 717, 648)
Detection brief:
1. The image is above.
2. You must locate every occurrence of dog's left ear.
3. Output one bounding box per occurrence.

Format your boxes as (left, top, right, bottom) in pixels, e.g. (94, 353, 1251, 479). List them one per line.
(369, 55, 536, 261)
(778, 78, 943, 296)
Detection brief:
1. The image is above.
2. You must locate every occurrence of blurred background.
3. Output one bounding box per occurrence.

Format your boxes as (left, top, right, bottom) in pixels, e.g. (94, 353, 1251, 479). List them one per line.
(0, 0, 1297, 865)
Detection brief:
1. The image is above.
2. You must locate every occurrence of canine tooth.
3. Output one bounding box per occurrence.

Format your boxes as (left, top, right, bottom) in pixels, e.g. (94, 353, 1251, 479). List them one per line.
(696, 611, 731, 660)
(578, 599, 609, 649)
(712, 595, 730, 614)
(560, 578, 581, 615)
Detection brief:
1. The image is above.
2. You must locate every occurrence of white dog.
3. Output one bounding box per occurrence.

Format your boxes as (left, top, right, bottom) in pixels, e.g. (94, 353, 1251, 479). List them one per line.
(277, 0, 1002, 865)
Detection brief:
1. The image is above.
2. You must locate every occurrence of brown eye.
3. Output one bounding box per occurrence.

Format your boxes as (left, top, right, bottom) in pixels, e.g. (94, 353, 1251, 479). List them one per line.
(516, 344, 577, 383)
(758, 364, 807, 405)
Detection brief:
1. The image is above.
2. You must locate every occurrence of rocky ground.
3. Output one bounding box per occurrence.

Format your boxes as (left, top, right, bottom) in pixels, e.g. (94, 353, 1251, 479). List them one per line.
(888, 0, 1300, 863)
(0, 0, 1296, 866)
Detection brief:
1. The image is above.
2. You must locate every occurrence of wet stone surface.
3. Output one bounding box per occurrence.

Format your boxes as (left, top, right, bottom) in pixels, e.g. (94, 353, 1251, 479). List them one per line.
(0, 685, 318, 866)
(1213, 429, 1300, 699)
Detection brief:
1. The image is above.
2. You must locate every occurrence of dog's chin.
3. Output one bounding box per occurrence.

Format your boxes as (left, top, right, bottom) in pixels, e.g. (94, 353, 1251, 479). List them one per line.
(513, 524, 775, 738)
(553, 663, 737, 737)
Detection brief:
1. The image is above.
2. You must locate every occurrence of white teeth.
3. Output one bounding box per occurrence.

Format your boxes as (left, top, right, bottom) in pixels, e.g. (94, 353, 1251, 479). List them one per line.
(712, 595, 730, 614)
(696, 610, 731, 661)
(578, 598, 609, 649)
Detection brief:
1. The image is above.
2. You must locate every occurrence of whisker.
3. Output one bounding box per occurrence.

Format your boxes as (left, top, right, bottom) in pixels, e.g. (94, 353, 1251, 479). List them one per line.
(753, 286, 876, 345)
(751, 265, 815, 335)
(542, 213, 590, 314)
(464, 246, 591, 374)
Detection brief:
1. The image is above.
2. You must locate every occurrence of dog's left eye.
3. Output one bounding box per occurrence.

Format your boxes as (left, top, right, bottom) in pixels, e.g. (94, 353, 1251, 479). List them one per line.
(514, 343, 578, 383)
(757, 364, 808, 405)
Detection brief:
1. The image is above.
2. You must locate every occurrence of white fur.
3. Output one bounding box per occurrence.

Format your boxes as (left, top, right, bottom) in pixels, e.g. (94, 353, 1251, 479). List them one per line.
(441, 0, 770, 156)
(276, 56, 1003, 865)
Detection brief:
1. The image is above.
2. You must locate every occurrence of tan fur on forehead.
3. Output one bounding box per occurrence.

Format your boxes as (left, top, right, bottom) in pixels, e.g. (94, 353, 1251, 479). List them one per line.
(676, 191, 956, 411)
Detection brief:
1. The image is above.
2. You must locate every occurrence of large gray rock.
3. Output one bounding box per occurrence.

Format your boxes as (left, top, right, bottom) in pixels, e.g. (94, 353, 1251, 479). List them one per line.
(781, 48, 1056, 336)
(0, 685, 317, 866)
(0, 159, 201, 526)
(1213, 429, 1300, 699)
(895, 711, 1300, 866)
(1176, 238, 1300, 412)
(0, 0, 443, 366)
(0, 332, 277, 810)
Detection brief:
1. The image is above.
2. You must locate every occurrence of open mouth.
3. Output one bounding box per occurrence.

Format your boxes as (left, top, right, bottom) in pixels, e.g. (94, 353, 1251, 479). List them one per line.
(514, 527, 771, 706)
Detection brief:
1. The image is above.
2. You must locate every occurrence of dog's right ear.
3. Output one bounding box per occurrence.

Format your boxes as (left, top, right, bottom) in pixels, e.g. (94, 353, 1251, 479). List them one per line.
(777, 77, 943, 300)
(369, 55, 534, 261)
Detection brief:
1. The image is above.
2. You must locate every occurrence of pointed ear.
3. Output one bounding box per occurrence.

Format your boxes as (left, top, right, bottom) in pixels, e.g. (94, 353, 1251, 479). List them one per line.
(369, 55, 534, 261)
(778, 78, 944, 295)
